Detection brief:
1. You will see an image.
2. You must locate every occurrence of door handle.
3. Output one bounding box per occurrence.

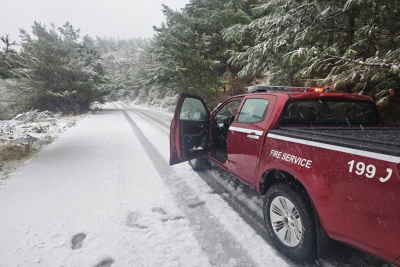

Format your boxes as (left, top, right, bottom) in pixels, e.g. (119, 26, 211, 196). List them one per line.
(247, 134, 259, 140)
(197, 124, 204, 128)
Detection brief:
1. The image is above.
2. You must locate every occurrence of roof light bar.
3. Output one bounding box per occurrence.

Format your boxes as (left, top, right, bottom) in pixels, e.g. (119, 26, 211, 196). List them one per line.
(248, 85, 325, 93)
(310, 88, 324, 93)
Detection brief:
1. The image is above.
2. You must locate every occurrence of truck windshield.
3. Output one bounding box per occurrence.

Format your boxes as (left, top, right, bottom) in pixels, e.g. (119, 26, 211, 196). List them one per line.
(279, 99, 380, 126)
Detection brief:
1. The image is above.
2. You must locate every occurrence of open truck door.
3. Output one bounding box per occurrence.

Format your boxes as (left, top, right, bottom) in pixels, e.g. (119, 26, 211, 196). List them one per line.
(170, 94, 210, 165)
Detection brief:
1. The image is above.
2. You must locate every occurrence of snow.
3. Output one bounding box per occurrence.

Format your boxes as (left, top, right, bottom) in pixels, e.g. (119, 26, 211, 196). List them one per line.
(0, 104, 210, 267)
(0, 110, 87, 188)
(0, 102, 290, 267)
(0, 110, 83, 142)
(123, 85, 179, 113)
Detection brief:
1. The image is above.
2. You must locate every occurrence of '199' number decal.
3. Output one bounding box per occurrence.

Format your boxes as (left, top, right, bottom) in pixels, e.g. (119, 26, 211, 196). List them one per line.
(348, 160, 392, 183)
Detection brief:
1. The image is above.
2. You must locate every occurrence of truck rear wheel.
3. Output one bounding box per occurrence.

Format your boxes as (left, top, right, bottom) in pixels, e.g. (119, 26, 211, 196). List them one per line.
(264, 183, 317, 262)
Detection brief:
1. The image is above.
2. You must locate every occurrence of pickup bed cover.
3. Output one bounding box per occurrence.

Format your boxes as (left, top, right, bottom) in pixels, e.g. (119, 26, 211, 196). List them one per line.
(269, 127, 400, 157)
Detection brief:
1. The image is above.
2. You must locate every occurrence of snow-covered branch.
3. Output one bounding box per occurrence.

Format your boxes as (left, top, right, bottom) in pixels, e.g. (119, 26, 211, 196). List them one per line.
(327, 55, 395, 68)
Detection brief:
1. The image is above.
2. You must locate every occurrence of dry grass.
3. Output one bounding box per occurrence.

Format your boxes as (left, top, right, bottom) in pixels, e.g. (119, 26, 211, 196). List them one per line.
(0, 142, 34, 166)
(0, 143, 36, 188)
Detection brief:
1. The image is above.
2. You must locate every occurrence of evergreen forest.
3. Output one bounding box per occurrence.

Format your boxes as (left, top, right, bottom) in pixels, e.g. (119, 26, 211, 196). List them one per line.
(1, 0, 399, 125)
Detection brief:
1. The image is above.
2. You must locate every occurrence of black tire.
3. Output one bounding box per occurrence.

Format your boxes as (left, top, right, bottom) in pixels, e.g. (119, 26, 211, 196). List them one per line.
(188, 157, 210, 171)
(263, 183, 317, 262)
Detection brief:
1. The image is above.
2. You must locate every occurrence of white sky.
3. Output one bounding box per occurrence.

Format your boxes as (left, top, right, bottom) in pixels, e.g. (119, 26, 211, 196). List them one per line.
(0, 0, 189, 44)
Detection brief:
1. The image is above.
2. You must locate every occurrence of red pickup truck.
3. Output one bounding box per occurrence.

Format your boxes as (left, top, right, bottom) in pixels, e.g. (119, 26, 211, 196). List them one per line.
(169, 86, 400, 265)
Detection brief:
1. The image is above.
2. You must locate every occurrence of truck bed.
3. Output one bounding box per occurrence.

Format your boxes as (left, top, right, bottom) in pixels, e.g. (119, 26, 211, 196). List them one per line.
(268, 127, 400, 157)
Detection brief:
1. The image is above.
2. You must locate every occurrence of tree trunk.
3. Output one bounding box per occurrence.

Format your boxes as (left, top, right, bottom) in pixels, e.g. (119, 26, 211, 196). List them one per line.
(346, 10, 356, 48)
(328, 19, 334, 46)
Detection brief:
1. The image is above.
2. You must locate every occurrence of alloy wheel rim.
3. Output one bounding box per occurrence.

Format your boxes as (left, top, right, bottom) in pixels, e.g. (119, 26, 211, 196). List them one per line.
(269, 196, 303, 247)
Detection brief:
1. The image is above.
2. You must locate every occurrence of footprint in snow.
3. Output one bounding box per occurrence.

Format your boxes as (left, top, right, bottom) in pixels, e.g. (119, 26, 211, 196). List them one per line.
(94, 257, 114, 267)
(160, 216, 185, 223)
(71, 233, 86, 250)
(151, 207, 167, 215)
(125, 211, 148, 229)
(152, 207, 185, 222)
(188, 201, 206, 209)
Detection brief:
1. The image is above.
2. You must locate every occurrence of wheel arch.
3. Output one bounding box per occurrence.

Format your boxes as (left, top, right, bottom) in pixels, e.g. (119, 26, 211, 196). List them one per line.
(259, 168, 343, 259)
(258, 165, 321, 210)
(259, 168, 306, 196)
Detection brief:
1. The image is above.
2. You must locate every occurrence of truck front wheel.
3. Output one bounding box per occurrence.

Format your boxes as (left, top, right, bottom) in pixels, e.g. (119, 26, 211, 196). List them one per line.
(188, 157, 210, 171)
(264, 183, 317, 262)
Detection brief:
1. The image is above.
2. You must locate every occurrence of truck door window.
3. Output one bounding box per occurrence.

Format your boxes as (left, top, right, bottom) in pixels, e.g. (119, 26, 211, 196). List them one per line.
(180, 98, 208, 121)
(237, 99, 270, 123)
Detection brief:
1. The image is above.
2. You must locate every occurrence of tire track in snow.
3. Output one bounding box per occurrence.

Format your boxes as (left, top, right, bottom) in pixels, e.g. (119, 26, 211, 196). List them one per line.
(120, 103, 171, 129)
(116, 103, 259, 267)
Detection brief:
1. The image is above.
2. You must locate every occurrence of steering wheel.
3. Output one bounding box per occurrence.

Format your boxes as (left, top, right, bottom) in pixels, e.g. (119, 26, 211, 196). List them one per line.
(227, 114, 235, 126)
(216, 114, 235, 128)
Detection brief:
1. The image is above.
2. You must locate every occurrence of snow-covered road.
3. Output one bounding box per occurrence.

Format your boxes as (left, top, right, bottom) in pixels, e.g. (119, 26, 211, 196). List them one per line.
(0, 103, 387, 267)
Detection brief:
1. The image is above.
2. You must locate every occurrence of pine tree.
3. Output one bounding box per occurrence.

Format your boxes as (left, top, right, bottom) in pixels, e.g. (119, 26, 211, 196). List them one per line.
(0, 35, 27, 79)
(19, 22, 107, 113)
(152, 0, 255, 102)
(223, 0, 324, 84)
(223, 0, 400, 124)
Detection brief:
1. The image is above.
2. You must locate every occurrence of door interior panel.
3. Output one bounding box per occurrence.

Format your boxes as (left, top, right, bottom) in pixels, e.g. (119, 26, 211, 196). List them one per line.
(170, 93, 210, 166)
(180, 120, 210, 160)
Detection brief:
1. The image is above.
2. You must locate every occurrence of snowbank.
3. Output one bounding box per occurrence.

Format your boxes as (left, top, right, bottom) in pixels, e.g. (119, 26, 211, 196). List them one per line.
(0, 110, 88, 187)
(125, 85, 178, 113)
